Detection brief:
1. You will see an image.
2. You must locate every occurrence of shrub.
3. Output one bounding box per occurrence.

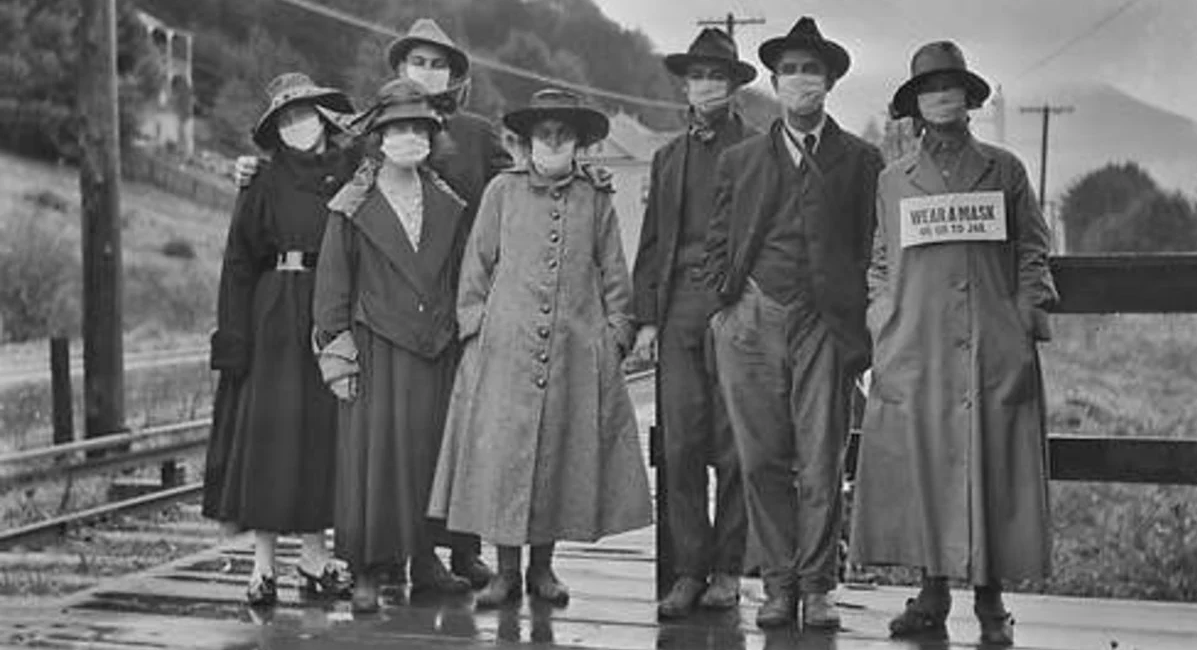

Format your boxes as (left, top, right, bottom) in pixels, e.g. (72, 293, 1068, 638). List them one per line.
(160, 238, 197, 260)
(123, 260, 217, 334)
(21, 189, 69, 213)
(0, 210, 81, 341)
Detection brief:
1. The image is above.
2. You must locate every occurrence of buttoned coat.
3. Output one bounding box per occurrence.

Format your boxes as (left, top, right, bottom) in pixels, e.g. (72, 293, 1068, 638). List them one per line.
(428, 165, 653, 545)
(703, 118, 883, 374)
(631, 114, 755, 326)
(849, 135, 1058, 584)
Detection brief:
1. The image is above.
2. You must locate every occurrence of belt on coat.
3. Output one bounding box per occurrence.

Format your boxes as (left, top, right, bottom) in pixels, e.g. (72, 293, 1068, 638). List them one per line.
(275, 250, 317, 272)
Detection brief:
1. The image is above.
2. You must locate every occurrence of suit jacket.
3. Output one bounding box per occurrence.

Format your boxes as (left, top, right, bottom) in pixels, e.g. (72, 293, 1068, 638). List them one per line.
(433, 111, 513, 221)
(703, 117, 884, 373)
(313, 166, 470, 360)
(631, 114, 755, 326)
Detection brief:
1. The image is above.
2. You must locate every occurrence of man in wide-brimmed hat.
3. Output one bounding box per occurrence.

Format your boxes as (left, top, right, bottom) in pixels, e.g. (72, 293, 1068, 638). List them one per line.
(629, 27, 756, 621)
(850, 41, 1057, 647)
(702, 16, 883, 630)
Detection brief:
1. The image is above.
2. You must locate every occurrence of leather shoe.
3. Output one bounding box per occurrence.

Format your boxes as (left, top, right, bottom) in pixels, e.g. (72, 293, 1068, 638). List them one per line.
(526, 567, 570, 607)
(889, 597, 949, 639)
(698, 573, 740, 610)
(657, 576, 706, 619)
(451, 553, 495, 590)
(801, 592, 841, 630)
(976, 605, 1014, 646)
(410, 554, 471, 595)
(475, 573, 523, 609)
(756, 592, 797, 629)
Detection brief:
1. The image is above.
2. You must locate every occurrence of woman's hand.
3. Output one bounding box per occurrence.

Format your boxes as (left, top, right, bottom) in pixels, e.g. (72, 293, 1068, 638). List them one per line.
(329, 375, 359, 401)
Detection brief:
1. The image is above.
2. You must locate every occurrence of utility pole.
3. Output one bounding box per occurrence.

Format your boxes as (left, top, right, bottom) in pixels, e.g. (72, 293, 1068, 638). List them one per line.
(78, 0, 126, 443)
(1019, 103, 1075, 210)
(697, 12, 765, 42)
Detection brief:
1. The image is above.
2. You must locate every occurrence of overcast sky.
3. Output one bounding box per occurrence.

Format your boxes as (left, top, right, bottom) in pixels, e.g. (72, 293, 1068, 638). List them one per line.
(593, 0, 1197, 126)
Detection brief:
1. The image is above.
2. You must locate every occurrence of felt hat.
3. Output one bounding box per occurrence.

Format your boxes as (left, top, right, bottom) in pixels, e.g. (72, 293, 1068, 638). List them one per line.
(360, 77, 443, 134)
(502, 88, 610, 148)
(386, 18, 470, 79)
(252, 72, 353, 149)
(664, 27, 757, 86)
(758, 16, 850, 80)
(890, 40, 991, 119)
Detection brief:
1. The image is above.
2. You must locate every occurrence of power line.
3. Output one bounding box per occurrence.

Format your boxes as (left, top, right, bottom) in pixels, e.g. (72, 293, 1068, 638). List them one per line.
(696, 12, 765, 42)
(276, 0, 687, 111)
(1018, 0, 1147, 76)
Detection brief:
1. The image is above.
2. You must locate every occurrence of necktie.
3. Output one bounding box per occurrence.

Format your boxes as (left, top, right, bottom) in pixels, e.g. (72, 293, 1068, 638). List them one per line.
(803, 133, 817, 155)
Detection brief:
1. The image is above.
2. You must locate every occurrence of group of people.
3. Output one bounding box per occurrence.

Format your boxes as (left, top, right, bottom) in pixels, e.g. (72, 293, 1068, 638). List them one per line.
(201, 12, 1057, 648)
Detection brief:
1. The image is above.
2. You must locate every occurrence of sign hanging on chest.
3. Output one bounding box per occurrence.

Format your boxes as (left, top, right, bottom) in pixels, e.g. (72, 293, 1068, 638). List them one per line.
(898, 191, 1007, 249)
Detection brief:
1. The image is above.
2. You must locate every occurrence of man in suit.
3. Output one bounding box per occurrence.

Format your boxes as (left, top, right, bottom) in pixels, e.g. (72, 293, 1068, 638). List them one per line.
(631, 27, 756, 620)
(703, 16, 883, 630)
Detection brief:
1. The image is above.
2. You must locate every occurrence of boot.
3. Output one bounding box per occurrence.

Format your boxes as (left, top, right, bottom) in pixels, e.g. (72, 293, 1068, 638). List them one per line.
(889, 576, 950, 639)
(801, 591, 841, 630)
(756, 578, 797, 629)
(410, 551, 471, 595)
(698, 573, 740, 610)
(657, 576, 706, 619)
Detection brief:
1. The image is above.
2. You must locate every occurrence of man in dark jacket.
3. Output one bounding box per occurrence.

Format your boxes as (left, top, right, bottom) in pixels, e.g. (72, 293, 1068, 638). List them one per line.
(630, 27, 756, 620)
(704, 16, 883, 630)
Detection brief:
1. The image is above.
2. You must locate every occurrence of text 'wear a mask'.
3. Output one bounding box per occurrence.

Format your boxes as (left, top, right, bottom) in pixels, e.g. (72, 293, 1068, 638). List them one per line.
(918, 88, 968, 125)
(776, 73, 827, 116)
(381, 132, 430, 167)
(686, 79, 731, 114)
(406, 66, 451, 94)
(278, 113, 324, 151)
(531, 139, 575, 178)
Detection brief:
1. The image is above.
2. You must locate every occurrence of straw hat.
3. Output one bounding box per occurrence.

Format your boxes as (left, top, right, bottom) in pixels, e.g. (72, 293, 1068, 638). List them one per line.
(251, 72, 352, 149)
(385, 18, 470, 79)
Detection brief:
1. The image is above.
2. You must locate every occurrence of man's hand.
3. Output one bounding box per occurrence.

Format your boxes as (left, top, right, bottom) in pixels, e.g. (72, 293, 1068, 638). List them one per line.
(234, 156, 262, 188)
(632, 325, 659, 363)
(329, 375, 359, 402)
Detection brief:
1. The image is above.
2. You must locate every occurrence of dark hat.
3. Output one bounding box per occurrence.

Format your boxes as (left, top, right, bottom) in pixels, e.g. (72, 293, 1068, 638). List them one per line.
(758, 16, 850, 80)
(386, 18, 470, 79)
(664, 28, 757, 86)
(360, 78, 443, 134)
(252, 72, 353, 149)
(503, 88, 610, 148)
(890, 41, 991, 120)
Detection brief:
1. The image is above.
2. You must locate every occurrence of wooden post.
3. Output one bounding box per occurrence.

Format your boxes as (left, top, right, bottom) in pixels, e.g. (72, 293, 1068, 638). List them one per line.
(50, 337, 74, 446)
(77, 0, 127, 444)
(650, 372, 674, 599)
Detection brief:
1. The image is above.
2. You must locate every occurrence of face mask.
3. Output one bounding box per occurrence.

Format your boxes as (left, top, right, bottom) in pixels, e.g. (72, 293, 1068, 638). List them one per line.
(776, 73, 827, 116)
(918, 88, 968, 125)
(406, 66, 451, 94)
(380, 131, 430, 167)
(686, 79, 730, 113)
(278, 112, 324, 151)
(531, 138, 575, 178)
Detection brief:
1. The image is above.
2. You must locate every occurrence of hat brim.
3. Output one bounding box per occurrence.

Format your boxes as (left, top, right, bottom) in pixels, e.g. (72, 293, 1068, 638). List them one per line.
(503, 106, 610, 148)
(663, 53, 757, 86)
(386, 36, 470, 79)
(890, 69, 991, 120)
(758, 36, 851, 80)
(367, 110, 442, 135)
(253, 89, 354, 150)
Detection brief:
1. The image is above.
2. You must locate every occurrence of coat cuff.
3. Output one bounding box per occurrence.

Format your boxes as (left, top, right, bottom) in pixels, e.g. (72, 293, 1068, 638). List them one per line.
(607, 315, 635, 357)
(631, 289, 657, 327)
(209, 330, 249, 373)
(458, 305, 485, 341)
(314, 329, 360, 384)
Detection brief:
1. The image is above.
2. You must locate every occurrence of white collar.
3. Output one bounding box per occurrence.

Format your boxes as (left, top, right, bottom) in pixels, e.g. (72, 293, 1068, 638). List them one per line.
(784, 115, 827, 152)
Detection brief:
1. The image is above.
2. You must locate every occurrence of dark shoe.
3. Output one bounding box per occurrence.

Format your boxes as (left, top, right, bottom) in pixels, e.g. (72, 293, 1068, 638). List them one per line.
(756, 593, 797, 629)
(246, 573, 278, 608)
(889, 597, 949, 639)
(801, 592, 841, 630)
(297, 560, 353, 599)
(475, 573, 523, 609)
(699, 573, 740, 610)
(976, 605, 1014, 646)
(451, 553, 495, 590)
(526, 567, 570, 607)
(351, 573, 380, 614)
(411, 555, 471, 595)
(657, 576, 706, 619)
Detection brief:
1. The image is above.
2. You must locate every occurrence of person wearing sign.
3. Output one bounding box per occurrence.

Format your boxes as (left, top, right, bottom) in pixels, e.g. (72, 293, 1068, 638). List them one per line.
(849, 41, 1057, 647)
(630, 27, 755, 620)
(703, 17, 883, 630)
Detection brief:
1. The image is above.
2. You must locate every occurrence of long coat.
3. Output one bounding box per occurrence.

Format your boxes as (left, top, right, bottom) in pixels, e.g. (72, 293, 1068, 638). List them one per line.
(703, 118, 883, 375)
(428, 165, 654, 546)
(849, 135, 1058, 584)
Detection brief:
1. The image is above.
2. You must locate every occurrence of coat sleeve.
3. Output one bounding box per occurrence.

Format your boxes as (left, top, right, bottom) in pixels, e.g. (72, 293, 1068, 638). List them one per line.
(210, 181, 269, 375)
(866, 178, 892, 339)
(457, 179, 503, 341)
(702, 152, 734, 300)
(630, 151, 663, 326)
(1010, 156, 1059, 341)
(596, 189, 635, 357)
(312, 212, 360, 385)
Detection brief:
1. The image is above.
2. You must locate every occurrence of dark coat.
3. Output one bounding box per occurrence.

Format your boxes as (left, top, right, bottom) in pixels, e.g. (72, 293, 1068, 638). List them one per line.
(432, 110, 513, 221)
(631, 114, 756, 326)
(703, 117, 883, 374)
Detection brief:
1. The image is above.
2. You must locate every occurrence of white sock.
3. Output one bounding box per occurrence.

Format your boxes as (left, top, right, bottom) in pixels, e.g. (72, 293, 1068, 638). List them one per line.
(299, 532, 331, 574)
(252, 531, 277, 579)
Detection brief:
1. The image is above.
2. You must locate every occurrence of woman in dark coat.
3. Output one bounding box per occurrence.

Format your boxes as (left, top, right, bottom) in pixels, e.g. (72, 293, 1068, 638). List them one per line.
(312, 78, 474, 613)
(203, 73, 358, 606)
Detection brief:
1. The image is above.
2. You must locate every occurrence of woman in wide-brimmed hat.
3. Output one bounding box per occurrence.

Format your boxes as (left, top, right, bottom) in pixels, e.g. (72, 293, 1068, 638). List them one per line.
(204, 72, 357, 607)
(312, 77, 479, 613)
(428, 88, 653, 609)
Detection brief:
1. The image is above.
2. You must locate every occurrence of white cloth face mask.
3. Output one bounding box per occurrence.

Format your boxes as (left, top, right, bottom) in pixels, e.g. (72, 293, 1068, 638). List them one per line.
(277, 109, 324, 151)
(686, 79, 731, 112)
(406, 66, 451, 94)
(776, 73, 828, 116)
(380, 131, 430, 167)
(531, 138, 576, 177)
(918, 88, 968, 125)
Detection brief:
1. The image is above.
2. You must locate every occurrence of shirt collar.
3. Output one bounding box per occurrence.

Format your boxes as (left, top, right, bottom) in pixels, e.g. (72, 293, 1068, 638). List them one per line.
(784, 114, 827, 153)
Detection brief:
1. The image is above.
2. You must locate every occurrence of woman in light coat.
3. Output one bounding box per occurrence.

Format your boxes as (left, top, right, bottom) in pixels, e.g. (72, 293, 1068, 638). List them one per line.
(428, 88, 653, 609)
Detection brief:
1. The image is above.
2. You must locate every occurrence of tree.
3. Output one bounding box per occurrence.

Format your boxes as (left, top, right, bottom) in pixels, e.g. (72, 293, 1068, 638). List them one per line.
(1059, 162, 1158, 252)
(1079, 191, 1197, 253)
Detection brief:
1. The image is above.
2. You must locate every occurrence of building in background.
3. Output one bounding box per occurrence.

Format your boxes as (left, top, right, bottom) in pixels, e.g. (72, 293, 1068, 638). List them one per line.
(135, 11, 195, 157)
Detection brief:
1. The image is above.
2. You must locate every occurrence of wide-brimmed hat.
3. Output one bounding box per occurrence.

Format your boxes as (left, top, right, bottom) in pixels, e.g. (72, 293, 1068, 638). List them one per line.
(758, 16, 850, 80)
(252, 72, 353, 149)
(503, 88, 610, 148)
(664, 28, 757, 86)
(359, 78, 443, 135)
(890, 41, 991, 120)
(386, 18, 470, 79)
